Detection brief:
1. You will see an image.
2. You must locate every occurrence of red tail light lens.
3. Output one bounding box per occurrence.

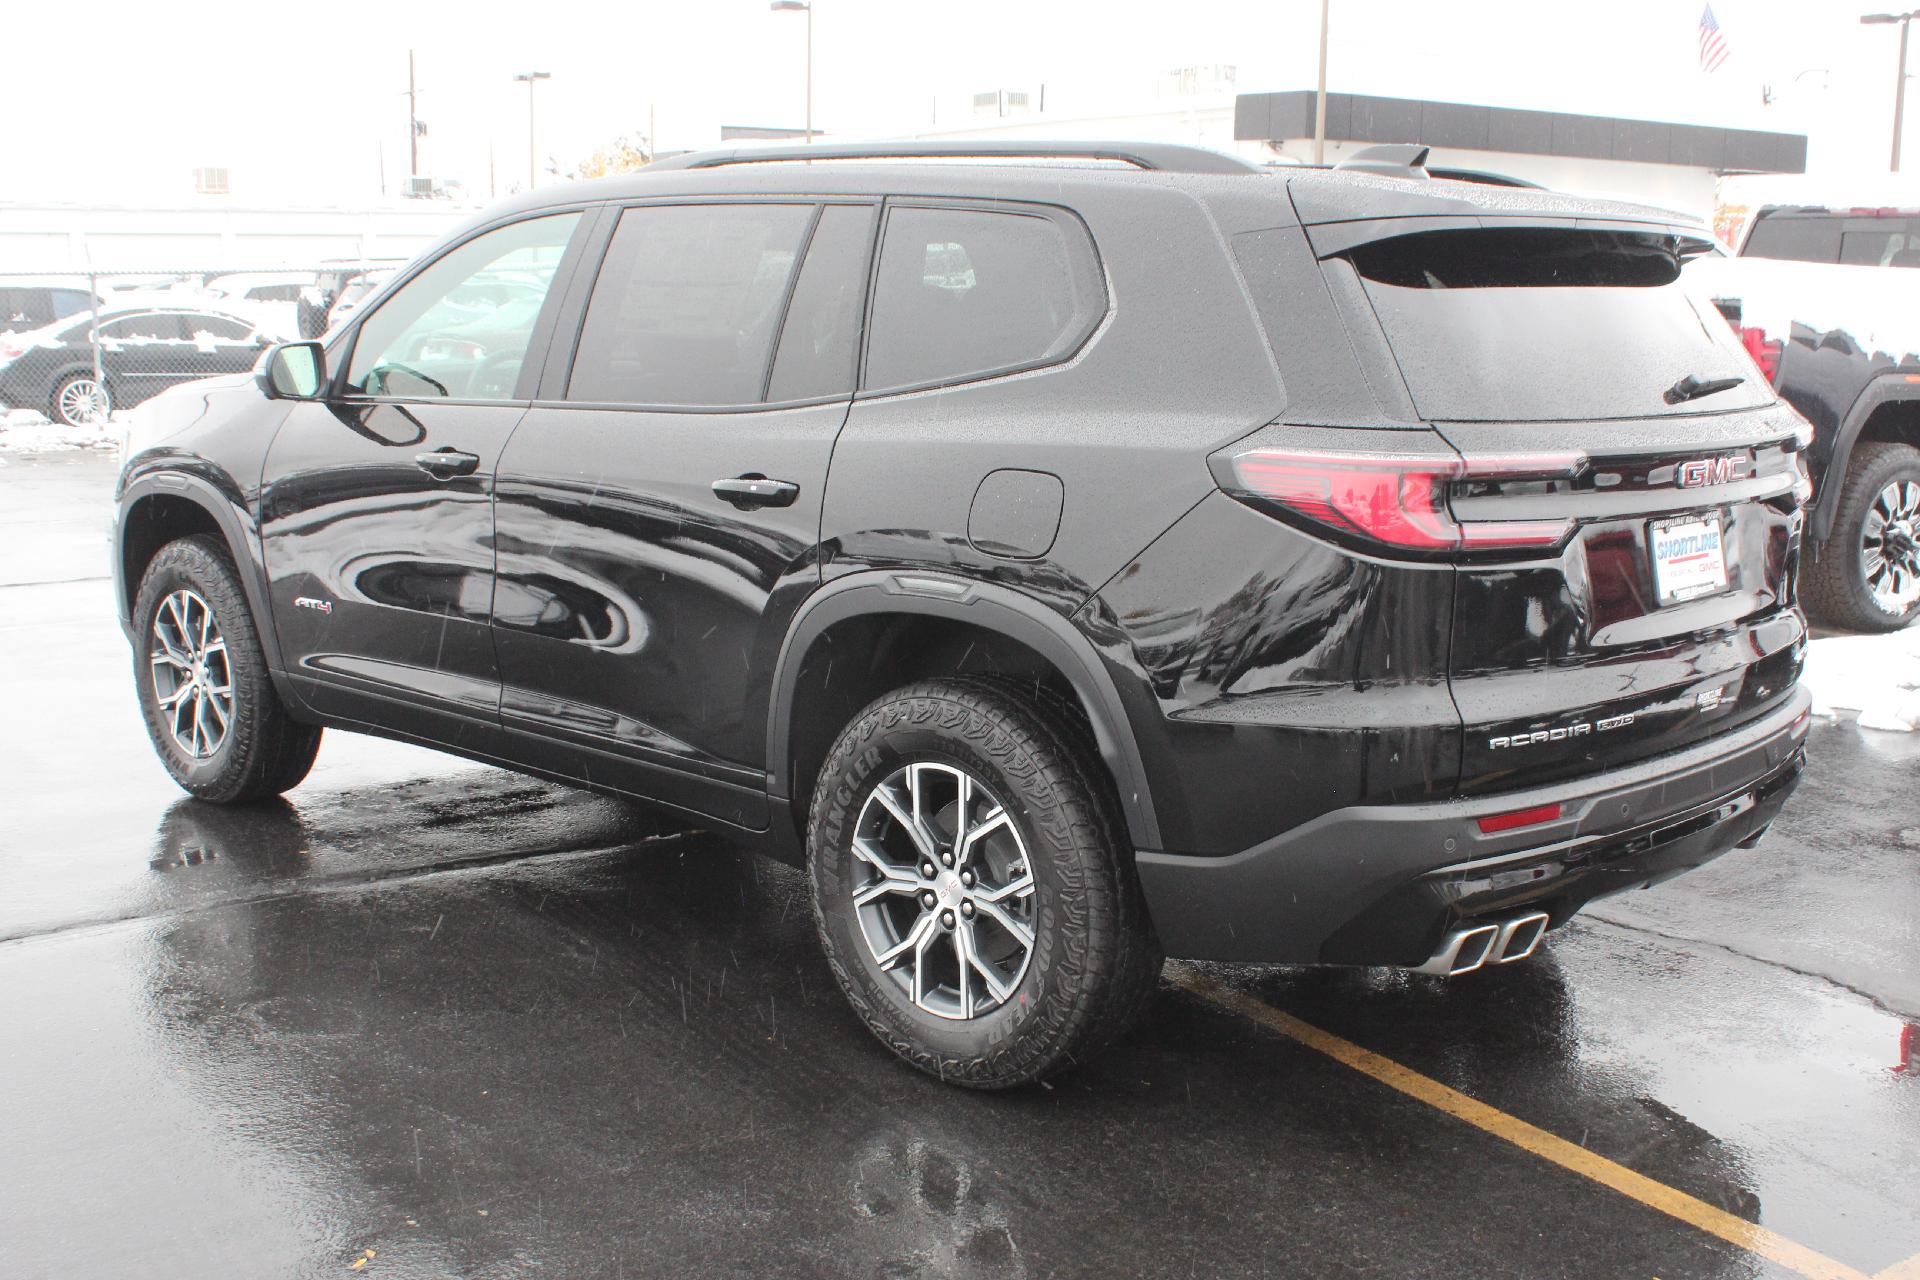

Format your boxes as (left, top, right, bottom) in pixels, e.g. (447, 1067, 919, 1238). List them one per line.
(1740, 326, 1781, 384)
(1225, 449, 1583, 553)
(1230, 452, 1456, 549)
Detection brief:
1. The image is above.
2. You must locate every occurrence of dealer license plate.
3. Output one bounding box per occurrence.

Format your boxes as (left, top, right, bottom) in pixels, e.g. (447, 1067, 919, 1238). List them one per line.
(1650, 514, 1729, 605)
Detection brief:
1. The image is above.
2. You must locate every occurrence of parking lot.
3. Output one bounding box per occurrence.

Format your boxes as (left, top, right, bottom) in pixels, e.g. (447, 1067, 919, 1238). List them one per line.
(2, 448, 1917, 1280)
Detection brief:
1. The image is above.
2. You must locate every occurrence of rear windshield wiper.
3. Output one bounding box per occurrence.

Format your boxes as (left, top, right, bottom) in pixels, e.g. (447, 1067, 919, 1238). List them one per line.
(1663, 372, 1746, 405)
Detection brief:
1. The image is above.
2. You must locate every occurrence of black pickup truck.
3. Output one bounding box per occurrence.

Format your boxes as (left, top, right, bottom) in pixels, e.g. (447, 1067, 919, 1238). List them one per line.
(1693, 202, 1920, 631)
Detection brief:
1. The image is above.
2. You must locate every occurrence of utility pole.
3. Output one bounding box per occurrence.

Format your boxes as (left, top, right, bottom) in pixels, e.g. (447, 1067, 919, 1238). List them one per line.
(1862, 11, 1918, 170)
(514, 71, 552, 189)
(1313, 0, 1331, 164)
(408, 50, 420, 178)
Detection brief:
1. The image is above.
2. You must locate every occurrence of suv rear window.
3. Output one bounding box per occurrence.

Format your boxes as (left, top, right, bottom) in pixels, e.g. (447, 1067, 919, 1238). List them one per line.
(1339, 227, 1769, 421)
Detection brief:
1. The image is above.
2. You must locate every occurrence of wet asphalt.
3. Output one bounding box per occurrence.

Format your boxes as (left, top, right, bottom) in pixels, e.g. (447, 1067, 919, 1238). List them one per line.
(2, 451, 1916, 1280)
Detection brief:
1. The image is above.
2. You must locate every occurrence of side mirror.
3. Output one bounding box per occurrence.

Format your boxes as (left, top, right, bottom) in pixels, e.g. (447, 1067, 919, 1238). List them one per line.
(258, 341, 326, 400)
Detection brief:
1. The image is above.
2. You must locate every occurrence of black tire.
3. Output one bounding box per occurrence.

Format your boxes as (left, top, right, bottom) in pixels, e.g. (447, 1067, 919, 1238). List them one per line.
(133, 535, 322, 803)
(807, 677, 1162, 1089)
(1803, 442, 1920, 633)
(49, 371, 111, 427)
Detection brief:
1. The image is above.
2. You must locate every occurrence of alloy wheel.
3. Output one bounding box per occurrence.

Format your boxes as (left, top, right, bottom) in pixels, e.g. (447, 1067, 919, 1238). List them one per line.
(56, 377, 110, 426)
(849, 761, 1037, 1021)
(149, 589, 234, 759)
(1861, 478, 1920, 615)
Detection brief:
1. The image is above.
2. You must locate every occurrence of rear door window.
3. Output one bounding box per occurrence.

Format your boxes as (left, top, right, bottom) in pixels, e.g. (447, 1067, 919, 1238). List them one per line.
(1338, 227, 1770, 421)
(863, 205, 1103, 392)
(101, 314, 188, 342)
(186, 315, 255, 342)
(767, 203, 875, 402)
(566, 202, 814, 406)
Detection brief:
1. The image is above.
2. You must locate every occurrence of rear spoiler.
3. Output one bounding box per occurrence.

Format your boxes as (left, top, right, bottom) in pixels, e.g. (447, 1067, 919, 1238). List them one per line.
(1298, 212, 1718, 258)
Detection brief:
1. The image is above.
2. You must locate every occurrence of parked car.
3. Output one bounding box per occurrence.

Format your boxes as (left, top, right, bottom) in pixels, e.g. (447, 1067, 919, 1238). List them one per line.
(1688, 198, 1920, 631)
(0, 306, 269, 425)
(312, 262, 404, 335)
(112, 141, 1812, 1088)
(0, 281, 98, 336)
(200, 272, 317, 340)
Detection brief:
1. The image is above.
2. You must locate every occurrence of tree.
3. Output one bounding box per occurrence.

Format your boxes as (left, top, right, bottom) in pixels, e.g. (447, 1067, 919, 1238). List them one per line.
(575, 134, 653, 180)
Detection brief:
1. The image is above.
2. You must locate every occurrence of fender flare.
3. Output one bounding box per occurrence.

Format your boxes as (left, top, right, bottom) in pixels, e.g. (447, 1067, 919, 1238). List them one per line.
(764, 570, 1163, 850)
(116, 469, 288, 676)
(1812, 374, 1920, 546)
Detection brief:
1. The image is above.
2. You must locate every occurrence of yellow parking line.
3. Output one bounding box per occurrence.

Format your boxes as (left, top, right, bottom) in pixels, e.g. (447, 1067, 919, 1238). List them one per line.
(1170, 965, 1872, 1280)
(1875, 1253, 1920, 1280)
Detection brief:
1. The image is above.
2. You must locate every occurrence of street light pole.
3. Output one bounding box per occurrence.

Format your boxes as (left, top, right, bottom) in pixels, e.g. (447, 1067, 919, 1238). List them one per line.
(408, 50, 420, 179)
(514, 71, 551, 189)
(1313, 0, 1330, 165)
(771, 1, 813, 144)
(1863, 11, 1919, 171)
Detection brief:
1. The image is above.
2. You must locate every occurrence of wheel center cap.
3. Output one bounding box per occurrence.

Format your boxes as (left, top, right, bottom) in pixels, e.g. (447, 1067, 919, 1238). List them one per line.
(934, 870, 964, 909)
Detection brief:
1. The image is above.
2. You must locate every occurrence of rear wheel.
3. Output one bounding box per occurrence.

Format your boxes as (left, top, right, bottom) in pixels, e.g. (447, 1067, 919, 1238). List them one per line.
(807, 678, 1161, 1089)
(133, 535, 322, 802)
(51, 372, 110, 427)
(1805, 442, 1920, 633)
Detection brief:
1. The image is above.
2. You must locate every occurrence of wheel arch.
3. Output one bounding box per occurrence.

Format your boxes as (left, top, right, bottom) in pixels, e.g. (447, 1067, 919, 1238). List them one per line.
(117, 473, 287, 675)
(1812, 376, 1920, 546)
(767, 572, 1162, 852)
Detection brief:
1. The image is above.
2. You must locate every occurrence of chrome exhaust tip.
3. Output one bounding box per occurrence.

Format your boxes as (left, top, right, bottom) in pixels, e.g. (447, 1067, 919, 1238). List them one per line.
(1490, 911, 1551, 964)
(1411, 923, 1501, 976)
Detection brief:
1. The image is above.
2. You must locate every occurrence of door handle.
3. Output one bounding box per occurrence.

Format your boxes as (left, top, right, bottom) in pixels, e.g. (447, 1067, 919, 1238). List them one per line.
(414, 448, 481, 479)
(712, 474, 800, 510)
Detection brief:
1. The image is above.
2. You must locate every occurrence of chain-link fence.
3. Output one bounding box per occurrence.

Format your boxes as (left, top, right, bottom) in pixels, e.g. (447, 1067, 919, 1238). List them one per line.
(0, 263, 407, 428)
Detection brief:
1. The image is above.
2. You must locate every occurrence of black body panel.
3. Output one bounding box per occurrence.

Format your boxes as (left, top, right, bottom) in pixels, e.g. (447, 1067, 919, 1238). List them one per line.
(259, 399, 525, 752)
(110, 154, 1818, 971)
(1080, 489, 1459, 858)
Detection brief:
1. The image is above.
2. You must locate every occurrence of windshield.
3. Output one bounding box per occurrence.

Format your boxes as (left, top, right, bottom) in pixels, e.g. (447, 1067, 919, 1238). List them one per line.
(1341, 227, 1771, 422)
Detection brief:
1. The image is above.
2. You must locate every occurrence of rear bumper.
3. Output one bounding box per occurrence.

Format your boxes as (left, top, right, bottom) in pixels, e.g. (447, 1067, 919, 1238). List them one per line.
(1135, 687, 1811, 965)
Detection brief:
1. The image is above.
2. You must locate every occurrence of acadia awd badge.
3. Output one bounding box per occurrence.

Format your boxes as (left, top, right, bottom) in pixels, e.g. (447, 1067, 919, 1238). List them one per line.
(293, 596, 333, 615)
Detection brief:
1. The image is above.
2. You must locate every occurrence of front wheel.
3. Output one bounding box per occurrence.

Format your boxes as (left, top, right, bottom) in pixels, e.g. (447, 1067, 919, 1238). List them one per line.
(51, 372, 111, 427)
(807, 678, 1161, 1089)
(133, 535, 323, 803)
(1804, 442, 1920, 633)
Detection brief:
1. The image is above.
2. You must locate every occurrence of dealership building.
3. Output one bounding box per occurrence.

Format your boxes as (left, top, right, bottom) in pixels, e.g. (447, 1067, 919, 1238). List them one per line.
(908, 79, 1810, 218)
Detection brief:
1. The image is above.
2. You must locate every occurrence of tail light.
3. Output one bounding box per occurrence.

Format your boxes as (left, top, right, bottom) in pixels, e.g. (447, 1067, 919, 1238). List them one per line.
(1712, 297, 1783, 387)
(1740, 326, 1781, 384)
(1222, 449, 1585, 554)
(0, 338, 25, 361)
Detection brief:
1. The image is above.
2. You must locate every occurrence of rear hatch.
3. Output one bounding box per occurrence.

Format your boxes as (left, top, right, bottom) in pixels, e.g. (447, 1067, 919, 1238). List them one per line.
(1329, 220, 1811, 792)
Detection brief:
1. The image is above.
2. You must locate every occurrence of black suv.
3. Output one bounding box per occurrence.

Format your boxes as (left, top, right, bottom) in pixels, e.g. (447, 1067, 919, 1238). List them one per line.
(113, 141, 1813, 1088)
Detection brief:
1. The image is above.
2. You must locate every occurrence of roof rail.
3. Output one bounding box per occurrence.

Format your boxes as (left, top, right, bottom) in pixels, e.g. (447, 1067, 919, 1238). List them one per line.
(647, 140, 1263, 176)
(1333, 144, 1432, 179)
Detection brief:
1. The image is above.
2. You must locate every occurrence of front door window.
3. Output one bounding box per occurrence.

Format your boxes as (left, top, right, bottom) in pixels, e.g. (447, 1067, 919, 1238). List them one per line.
(346, 213, 580, 401)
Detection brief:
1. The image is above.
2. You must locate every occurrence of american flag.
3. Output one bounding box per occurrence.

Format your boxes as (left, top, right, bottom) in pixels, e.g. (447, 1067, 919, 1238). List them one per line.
(1698, 4, 1732, 73)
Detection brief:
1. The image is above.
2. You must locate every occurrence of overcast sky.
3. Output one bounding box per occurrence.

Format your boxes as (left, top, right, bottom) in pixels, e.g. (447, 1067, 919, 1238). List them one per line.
(7, 0, 1910, 203)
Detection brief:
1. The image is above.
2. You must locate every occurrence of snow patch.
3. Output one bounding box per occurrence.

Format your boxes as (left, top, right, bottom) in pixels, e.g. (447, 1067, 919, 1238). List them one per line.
(1803, 625, 1920, 732)
(0, 410, 120, 455)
